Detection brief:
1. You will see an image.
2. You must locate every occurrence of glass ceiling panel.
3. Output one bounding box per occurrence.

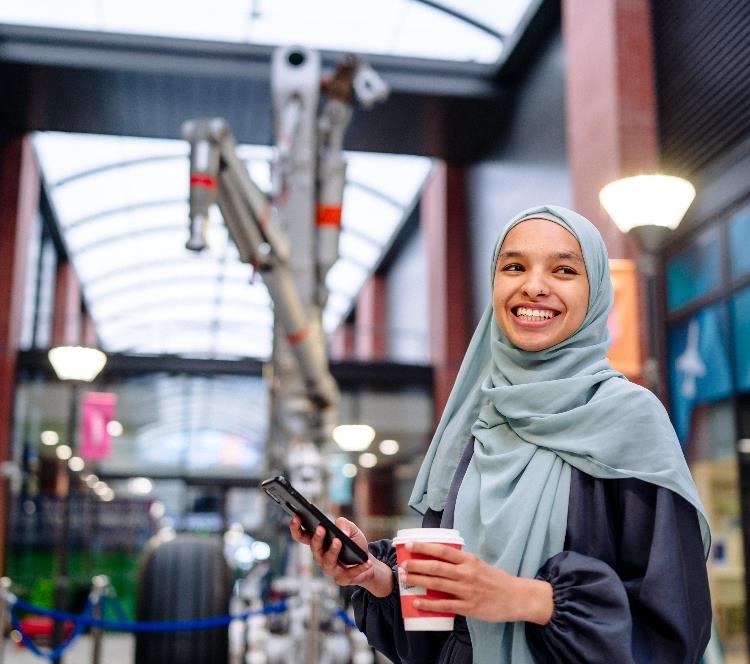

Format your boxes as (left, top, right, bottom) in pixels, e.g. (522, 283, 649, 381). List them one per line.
(34, 131, 431, 360)
(0, 1, 534, 64)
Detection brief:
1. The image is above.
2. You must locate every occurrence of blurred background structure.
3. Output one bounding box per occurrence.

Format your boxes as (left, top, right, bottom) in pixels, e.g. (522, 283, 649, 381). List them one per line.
(1, 0, 750, 661)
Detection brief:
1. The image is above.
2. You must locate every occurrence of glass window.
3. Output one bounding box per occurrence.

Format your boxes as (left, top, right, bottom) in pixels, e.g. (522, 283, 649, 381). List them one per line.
(731, 285, 750, 392)
(34, 237, 58, 349)
(729, 206, 750, 279)
(20, 214, 42, 350)
(667, 303, 733, 444)
(33, 131, 432, 360)
(0, 1, 537, 65)
(666, 225, 722, 312)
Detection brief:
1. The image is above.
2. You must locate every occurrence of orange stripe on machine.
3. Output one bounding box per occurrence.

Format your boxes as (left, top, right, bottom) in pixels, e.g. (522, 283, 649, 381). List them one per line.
(316, 205, 342, 227)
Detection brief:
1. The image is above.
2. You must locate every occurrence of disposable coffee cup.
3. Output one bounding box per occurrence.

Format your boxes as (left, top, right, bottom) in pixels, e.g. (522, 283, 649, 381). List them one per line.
(392, 527, 464, 631)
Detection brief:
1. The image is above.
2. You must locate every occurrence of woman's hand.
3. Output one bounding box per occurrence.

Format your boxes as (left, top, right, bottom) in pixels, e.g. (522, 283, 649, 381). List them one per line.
(400, 542, 553, 625)
(289, 516, 394, 598)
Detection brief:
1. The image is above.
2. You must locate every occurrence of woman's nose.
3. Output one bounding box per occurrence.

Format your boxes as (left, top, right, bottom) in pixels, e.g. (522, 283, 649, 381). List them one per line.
(521, 273, 549, 298)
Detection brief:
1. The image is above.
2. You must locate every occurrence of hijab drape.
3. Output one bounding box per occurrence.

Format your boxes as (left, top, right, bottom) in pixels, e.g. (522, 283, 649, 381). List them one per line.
(408, 205, 709, 664)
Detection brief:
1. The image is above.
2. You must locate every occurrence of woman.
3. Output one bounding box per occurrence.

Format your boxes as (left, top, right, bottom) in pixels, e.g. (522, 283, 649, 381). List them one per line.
(291, 205, 712, 663)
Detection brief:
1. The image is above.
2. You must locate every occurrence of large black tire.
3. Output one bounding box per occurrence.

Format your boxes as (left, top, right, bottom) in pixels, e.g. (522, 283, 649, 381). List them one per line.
(134, 533, 232, 664)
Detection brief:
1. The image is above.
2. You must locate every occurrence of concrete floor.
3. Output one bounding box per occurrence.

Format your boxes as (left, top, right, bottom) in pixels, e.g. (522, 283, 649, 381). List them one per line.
(1, 634, 134, 664)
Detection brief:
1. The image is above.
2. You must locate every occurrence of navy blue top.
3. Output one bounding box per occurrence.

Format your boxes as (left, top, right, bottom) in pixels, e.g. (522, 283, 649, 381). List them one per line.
(351, 463, 712, 663)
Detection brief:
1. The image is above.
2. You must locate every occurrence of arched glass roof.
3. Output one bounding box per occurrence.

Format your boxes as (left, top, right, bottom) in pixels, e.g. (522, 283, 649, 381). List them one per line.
(0, 0, 535, 64)
(34, 132, 432, 360)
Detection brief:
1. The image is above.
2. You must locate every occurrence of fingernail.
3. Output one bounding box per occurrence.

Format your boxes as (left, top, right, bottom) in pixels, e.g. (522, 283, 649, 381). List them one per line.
(413, 600, 421, 608)
(405, 542, 413, 550)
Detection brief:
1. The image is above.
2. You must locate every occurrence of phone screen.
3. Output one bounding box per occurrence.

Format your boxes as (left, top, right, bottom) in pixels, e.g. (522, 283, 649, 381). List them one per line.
(261, 476, 368, 566)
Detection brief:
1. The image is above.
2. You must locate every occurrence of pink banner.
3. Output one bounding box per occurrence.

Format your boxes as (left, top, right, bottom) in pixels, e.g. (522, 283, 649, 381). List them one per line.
(80, 392, 117, 461)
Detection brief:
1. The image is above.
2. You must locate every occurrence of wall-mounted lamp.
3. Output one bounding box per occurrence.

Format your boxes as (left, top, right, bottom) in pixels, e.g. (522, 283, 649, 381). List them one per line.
(332, 424, 375, 452)
(599, 174, 696, 252)
(599, 173, 696, 394)
(47, 344, 107, 663)
(48, 345, 107, 383)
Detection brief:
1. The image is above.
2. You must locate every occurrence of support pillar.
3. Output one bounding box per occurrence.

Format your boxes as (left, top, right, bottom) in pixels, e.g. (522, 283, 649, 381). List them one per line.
(563, 0, 660, 255)
(330, 320, 355, 361)
(354, 276, 387, 362)
(421, 162, 471, 419)
(0, 136, 39, 572)
(563, 0, 660, 385)
(51, 261, 82, 347)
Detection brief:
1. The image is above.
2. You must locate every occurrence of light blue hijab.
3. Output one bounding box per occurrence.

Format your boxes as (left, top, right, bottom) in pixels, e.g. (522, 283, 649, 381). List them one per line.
(408, 205, 709, 664)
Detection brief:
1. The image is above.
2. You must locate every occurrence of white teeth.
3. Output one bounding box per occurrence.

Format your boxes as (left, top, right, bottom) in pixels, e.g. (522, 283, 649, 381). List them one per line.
(515, 307, 556, 320)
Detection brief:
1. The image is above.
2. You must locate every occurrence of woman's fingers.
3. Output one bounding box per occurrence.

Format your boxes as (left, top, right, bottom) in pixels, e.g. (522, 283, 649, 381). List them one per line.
(289, 517, 373, 587)
(406, 541, 466, 563)
(289, 516, 312, 544)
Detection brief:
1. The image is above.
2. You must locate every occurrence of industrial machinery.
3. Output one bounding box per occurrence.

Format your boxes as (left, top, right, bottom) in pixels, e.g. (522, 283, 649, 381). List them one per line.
(136, 45, 388, 663)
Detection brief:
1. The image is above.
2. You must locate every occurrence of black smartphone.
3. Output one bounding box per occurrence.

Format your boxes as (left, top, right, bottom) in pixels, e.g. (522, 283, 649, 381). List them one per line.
(261, 475, 368, 566)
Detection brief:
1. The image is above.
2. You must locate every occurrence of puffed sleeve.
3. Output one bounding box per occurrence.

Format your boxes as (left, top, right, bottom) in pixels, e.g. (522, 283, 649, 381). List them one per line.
(525, 472, 712, 663)
(350, 538, 450, 664)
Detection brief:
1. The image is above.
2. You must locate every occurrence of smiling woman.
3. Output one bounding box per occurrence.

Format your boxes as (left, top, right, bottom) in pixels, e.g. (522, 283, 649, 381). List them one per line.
(492, 218, 589, 352)
(291, 204, 713, 664)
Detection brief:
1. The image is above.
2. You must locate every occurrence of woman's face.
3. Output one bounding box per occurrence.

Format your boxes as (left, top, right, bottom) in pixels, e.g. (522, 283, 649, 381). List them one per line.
(493, 218, 590, 352)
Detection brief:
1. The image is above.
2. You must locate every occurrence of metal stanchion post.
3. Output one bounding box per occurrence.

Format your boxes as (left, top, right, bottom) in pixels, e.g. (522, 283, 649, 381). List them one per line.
(89, 575, 109, 664)
(0, 577, 12, 664)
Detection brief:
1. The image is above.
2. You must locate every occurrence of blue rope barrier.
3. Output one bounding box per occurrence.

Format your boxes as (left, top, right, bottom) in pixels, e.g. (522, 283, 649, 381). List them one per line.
(11, 596, 288, 633)
(9, 598, 94, 661)
(334, 607, 357, 629)
(8, 591, 360, 661)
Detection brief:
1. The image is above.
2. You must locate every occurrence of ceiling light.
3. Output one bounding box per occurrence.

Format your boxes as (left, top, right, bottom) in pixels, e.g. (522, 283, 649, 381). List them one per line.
(127, 477, 153, 495)
(342, 463, 358, 478)
(56, 445, 72, 460)
(40, 430, 59, 446)
(333, 424, 375, 452)
(379, 439, 399, 455)
(68, 456, 85, 472)
(107, 420, 124, 437)
(358, 452, 378, 468)
(48, 346, 107, 382)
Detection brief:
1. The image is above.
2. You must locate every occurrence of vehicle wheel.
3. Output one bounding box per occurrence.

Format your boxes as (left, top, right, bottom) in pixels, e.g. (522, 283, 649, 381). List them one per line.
(135, 533, 231, 664)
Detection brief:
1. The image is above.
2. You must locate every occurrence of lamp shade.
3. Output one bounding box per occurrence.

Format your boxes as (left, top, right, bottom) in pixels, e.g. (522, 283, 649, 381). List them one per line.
(48, 345, 107, 382)
(599, 174, 696, 234)
(332, 424, 375, 452)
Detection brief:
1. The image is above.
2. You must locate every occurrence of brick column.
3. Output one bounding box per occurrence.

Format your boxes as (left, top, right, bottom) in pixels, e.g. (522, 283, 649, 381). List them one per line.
(354, 275, 388, 361)
(330, 320, 355, 361)
(52, 261, 82, 346)
(563, 0, 658, 258)
(422, 162, 471, 419)
(563, 0, 659, 383)
(0, 136, 39, 572)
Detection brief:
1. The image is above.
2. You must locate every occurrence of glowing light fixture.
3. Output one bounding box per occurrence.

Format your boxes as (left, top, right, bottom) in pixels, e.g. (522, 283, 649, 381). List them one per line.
(107, 420, 124, 437)
(599, 174, 696, 252)
(379, 439, 399, 455)
(56, 445, 72, 460)
(48, 345, 107, 382)
(342, 463, 358, 478)
(40, 430, 59, 446)
(359, 452, 378, 468)
(127, 477, 154, 495)
(68, 456, 85, 472)
(333, 424, 375, 452)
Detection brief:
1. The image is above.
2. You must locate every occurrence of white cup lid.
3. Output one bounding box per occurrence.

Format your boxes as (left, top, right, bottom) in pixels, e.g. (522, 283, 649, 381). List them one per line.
(392, 527, 464, 546)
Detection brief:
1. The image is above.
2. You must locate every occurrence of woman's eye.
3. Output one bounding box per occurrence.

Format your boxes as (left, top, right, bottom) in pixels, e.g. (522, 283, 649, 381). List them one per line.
(555, 266, 577, 275)
(501, 263, 523, 272)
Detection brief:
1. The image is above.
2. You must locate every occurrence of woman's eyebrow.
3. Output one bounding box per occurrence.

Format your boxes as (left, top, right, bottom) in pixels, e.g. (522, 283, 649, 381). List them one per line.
(556, 250, 584, 263)
(497, 249, 584, 263)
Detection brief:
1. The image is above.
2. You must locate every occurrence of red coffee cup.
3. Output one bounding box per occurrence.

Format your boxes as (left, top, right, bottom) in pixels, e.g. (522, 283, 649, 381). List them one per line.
(392, 527, 465, 631)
